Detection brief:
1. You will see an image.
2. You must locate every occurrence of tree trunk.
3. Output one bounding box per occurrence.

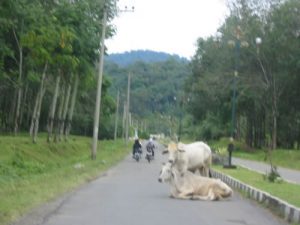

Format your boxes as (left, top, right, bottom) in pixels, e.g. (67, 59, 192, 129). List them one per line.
(60, 82, 71, 141)
(30, 62, 48, 138)
(32, 62, 48, 143)
(29, 92, 40, 136)
(20, 83, 28, 128)
(14, 46, 23, 135)
(47, 75, 61, 142)
(54, 87, 65, 143)
(65, 73, 79, 139)
(33, 88, 46, 143)
(13, 26, 23, 135)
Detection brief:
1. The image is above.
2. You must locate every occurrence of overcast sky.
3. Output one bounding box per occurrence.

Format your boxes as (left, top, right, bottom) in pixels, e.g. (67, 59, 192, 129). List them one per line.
(106, 0, 229, 59)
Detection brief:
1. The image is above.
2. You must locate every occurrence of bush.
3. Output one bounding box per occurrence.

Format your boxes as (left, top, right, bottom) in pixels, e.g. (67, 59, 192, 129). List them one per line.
(263, 166, 282, 183)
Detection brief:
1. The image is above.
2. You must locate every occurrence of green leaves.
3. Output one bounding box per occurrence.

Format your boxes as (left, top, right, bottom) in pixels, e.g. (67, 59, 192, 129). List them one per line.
(0, 0, 117, 137)
(188, 0, 300, 146)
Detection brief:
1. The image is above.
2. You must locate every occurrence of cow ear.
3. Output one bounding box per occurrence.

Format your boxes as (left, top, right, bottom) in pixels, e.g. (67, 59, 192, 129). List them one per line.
(162, 149, 169, 154)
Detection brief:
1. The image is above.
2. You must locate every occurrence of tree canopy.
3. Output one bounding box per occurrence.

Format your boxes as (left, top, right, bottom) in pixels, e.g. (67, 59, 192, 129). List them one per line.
(186, 0, 300, 148)
(0, 0, 117, 140)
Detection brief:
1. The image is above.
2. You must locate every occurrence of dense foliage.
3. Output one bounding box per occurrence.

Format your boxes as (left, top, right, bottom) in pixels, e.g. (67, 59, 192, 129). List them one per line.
(0, 0, 117, 140)
(104, 57, 191, 137)
(187, 0, 300, 148)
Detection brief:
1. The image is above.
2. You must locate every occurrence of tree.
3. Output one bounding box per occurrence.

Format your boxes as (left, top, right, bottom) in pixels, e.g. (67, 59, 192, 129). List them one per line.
(187, 0, 300, 149)
(0, 0, 119, 143)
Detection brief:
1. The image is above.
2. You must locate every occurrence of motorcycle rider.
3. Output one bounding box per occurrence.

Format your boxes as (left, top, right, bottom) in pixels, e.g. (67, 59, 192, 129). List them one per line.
(146, 137, 155, 158)
(132, 138, 142, 158)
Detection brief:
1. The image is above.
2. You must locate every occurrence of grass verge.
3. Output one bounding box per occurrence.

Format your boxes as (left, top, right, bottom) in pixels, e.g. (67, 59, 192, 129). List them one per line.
(213, 165, 300, 208)
(209, 138, 300, 171)
(0, 135, 131, 225)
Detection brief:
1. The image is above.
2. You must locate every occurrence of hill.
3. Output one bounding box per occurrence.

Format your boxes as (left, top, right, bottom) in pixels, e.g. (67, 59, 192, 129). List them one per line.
(104, 55, 191, 134)
(105, 50, 188, 66)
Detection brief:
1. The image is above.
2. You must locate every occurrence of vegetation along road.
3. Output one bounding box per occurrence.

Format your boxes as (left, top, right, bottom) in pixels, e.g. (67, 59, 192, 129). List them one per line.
(233, 157, 300, 184)
(12, 142, 289, 225)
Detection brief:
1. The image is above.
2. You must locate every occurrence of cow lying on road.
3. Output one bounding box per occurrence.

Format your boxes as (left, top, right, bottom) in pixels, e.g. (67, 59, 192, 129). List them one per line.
(158, 162, 232, 201)
(163, 142, 212, 177)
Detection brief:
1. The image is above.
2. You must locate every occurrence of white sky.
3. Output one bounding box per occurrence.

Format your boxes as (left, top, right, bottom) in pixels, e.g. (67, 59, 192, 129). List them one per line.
(106, 0, 229, 59)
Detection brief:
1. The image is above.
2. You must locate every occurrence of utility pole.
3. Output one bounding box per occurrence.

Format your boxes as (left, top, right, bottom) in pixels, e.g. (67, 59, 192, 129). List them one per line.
(125, 72, 131, 144)
(224, 26, 248, 168)
(91, 9, 107, 160)
(122, 102, 126, 139)
(91, 3, 134, 159)
(114, 90, 120, 140)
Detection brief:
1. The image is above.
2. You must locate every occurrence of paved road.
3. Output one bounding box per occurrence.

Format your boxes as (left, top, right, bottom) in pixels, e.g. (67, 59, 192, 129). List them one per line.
(232, 157, 300, 184)
(14, 142, 288, 225)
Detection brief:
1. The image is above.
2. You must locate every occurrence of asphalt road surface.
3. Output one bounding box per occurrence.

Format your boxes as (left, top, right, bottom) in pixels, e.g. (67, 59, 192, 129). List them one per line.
(14, 141, 288, 225)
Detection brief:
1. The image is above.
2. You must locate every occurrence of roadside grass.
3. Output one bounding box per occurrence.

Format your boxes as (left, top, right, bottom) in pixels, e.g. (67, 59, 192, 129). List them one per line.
(213, 165, 300, 208)
(209, 138, 300, 170)
(233, 150, 300, 171)
(0, 135, 131, 225)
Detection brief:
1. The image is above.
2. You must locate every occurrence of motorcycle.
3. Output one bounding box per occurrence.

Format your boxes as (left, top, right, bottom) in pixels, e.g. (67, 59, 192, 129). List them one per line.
(133, 148, 142, 162)
(145, 145, 154, 163)
(145, 151, 154, 163)
(145, 143, 154, 163)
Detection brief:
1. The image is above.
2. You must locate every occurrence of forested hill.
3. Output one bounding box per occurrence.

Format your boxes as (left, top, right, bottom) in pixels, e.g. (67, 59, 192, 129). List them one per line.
(104, 54, 191, 135)
(105, 50, 188, 66)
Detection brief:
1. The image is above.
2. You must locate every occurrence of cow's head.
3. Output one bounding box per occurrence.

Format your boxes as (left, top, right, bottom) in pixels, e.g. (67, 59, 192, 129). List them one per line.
(158, 162, 173, 183)
(162, 142, 185, 164)
(216, 179, 233, 197)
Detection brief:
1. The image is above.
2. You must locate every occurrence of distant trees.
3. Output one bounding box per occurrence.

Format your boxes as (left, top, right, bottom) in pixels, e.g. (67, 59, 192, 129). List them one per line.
(104, 58, 191, 136)
(187, 0, 300, 149)
(106, 50, 188, 67)
(0, 0, 117, 141)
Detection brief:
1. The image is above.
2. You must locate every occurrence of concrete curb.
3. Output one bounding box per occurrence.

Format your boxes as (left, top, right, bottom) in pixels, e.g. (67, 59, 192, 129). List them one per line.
(211, 170, 300, 224)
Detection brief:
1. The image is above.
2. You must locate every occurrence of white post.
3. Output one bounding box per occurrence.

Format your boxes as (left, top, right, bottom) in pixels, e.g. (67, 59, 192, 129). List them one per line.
(114, 90, 120, 140)
(91, 10, 107, 160)
(125, 72, 131, 144)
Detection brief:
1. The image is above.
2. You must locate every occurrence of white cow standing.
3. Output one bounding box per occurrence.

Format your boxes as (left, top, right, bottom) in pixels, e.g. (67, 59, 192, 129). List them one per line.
(158, 162, 232, 201)
(163, 141, 212, 177)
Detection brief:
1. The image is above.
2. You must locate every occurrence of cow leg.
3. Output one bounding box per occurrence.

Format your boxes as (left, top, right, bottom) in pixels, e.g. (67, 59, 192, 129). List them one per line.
(175, 191, 194, 200)
(192, 189, 218, 201)
(203, 167, 211, 177)
(190, 195, 211, 201)
(198, 167, 206, 176)
(208, 168, 212, 177)
(207, 188, 223, 201)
